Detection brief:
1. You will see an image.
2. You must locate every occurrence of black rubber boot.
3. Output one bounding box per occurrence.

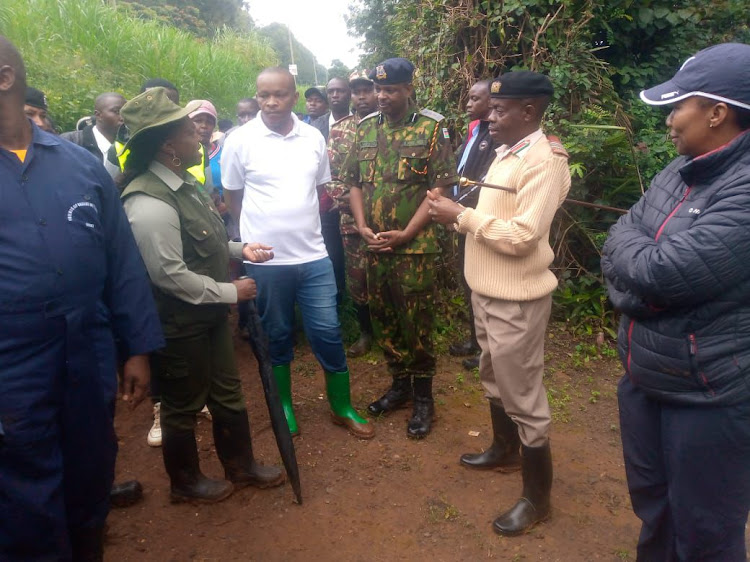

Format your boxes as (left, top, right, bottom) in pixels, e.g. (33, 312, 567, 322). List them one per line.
(70, 525, 105, 562)
(162, 428, 234, 504)
(449, 340, 480, 357)
(407, 377, 434, 439)
(493, 443, 553, 536)
(110, 480, 144, 508)
(347, 304, 373, 358)
(460, 402, 521, 472)
(367, 375, 412, 415)
(212, 408, 285, 490)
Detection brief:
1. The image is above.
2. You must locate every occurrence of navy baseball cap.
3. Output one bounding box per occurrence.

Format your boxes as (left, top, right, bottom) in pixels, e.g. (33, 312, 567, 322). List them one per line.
(304, 87, 327, 101)
(640, 43, 750, 111)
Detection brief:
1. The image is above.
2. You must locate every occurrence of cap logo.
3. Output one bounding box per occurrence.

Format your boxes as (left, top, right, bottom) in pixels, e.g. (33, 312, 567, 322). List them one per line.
(679, 56, 696, 71)
(661, 91, 679, 99)
(376, 65, 387, 81)
(490, 81, 501, 94)
(43, 94, 48, 107)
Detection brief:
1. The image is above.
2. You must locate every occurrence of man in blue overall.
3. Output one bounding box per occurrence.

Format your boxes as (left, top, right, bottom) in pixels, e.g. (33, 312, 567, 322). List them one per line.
(0, 37, 164, 561)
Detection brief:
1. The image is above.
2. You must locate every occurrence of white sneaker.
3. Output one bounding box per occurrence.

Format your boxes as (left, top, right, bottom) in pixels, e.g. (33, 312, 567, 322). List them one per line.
(147, 402, 162, 447)
(198, 405, 212, 421)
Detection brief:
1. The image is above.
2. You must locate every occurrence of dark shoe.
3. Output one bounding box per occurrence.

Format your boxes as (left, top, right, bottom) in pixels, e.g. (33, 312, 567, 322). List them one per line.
(449, 340, 480, 357)
(462, 354, 480, 370)
(347, 332, 372, 358)
(110, 480, 144, 508)
(70, 525, 104, 562)
(407, 377, 434, 439)
(367, 376, 412, 416)
(460, 402, 521, 472)
(325, 370, 375, 439)
(162, 428, 234, 504)
(493, 443, 553, 536)
(212, 408, 286, 490)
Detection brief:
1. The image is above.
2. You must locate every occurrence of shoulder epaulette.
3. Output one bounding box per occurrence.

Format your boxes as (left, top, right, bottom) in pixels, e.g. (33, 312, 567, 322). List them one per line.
(419, 108, 445, 122)
(547, 135, 569, 158)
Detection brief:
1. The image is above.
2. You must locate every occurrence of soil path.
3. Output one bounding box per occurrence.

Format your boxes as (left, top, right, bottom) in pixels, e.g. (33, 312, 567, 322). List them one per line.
(108, 322, 643, 561)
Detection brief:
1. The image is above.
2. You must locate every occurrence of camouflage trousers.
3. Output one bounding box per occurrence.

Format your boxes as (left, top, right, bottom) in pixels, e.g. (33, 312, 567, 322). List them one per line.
(367, 252, 436, 378)
(342, 233, 368, 305)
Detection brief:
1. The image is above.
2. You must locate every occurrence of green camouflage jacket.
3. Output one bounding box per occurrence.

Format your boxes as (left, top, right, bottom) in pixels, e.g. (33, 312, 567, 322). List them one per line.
(326, 114, 358, 235)
(341, 105, 458, 254)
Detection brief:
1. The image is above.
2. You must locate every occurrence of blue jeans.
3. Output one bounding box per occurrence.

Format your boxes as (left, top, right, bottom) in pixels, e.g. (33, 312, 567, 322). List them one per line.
(618, 375, 750, 561)
(246, 257, 347, 373)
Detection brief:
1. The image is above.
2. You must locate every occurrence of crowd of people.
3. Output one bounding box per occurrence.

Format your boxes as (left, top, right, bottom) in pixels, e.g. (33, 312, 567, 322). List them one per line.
(2, 32, 750, 561)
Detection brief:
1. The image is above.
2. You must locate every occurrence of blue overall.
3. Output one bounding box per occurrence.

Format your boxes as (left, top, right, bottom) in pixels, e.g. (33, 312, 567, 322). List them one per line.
(0, 125, 164, 560)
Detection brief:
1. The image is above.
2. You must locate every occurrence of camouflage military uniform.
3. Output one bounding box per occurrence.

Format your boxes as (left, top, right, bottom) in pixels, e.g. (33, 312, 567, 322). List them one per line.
(341, 105, 457, 378)
(327, 114, 368, 305)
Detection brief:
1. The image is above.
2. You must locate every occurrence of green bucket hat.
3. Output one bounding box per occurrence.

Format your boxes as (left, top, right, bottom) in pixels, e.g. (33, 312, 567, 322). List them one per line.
(119, 87, 201, 154)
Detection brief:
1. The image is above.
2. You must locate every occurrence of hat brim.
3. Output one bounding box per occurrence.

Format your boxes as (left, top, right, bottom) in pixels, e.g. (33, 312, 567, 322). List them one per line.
(189, 107, 218, 121)
(349, 77, 373, 87)
(120, 99, 202, 155)
(304, 88, 327, 100)
(640, 79, 690, 106)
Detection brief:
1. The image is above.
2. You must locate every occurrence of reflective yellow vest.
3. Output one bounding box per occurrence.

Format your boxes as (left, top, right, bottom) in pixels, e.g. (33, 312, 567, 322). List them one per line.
(115, 141, 206, 187)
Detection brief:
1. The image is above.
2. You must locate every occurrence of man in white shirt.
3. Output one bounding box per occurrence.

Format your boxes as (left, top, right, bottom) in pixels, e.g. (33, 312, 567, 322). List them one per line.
(222, 67, 373, 440)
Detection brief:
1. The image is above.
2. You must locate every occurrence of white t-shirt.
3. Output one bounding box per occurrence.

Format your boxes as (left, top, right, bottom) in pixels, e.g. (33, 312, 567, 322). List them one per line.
(221, 112, 332, 265)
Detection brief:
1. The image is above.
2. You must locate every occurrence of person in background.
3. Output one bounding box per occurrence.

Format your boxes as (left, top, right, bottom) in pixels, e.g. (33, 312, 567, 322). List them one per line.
(304, 86, 328, 123)
(236, 97, 259, 126)
(326, 69, 379, 357)
(0, 36, 163, 560)
(450, 79, 497, 370)
(62, 92, 126, 164)
(602, 43, 750, 561)
(24, 86, 53, 132)
(222, 67, 374, 440)
(217, 119, 233, 135)
(428, 71, 570, 536)
(342, 58, 458, 439)
(120, 88, 284, 503)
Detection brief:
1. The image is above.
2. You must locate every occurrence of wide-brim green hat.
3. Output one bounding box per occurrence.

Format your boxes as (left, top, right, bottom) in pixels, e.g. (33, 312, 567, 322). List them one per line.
(119, 87, 201, 155)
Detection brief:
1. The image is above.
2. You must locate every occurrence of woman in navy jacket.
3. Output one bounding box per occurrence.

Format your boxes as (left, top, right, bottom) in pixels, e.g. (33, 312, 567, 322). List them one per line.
(602, 43, 750, 561)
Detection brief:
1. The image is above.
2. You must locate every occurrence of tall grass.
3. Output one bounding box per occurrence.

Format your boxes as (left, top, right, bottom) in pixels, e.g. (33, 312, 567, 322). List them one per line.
(0, 0, 278, 130)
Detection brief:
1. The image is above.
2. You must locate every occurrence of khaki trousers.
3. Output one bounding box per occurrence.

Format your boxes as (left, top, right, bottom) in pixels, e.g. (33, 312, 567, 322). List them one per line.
(472, 292, 552, 447)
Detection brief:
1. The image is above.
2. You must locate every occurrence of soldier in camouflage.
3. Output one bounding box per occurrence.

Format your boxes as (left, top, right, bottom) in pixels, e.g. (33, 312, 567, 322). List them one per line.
(341, 58, 458, 438)
(326, 70, 379, 357)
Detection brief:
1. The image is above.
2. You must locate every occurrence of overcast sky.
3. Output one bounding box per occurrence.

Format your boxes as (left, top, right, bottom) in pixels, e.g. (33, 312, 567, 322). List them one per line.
(246, 0, 364, 69)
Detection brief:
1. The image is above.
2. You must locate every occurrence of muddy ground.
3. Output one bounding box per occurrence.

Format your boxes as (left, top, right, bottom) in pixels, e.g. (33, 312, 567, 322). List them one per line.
(107, 321, 648, 561)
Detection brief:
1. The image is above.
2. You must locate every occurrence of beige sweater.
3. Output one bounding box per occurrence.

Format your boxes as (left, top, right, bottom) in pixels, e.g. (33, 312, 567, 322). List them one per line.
(457, 135, 571, 301)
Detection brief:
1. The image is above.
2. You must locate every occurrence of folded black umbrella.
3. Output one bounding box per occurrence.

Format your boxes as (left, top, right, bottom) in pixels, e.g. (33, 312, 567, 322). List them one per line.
(244, 299, 302, 504)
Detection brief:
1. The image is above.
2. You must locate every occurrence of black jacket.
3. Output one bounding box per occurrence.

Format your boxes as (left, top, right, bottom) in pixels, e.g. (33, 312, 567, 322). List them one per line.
(602, 130, 750, 405)
(455, 120, 497, 208)
(61, 124, 103, 161)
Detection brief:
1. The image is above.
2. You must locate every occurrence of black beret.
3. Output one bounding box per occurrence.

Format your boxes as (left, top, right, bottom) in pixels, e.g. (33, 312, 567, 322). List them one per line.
(490, 71, 554, 99)
(369, 58, 415, 85)
(25, 86, 48, 110)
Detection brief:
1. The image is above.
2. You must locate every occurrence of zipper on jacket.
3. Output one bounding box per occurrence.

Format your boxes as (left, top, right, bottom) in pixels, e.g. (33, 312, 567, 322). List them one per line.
(688, 333, 715, 396)
(654, 186, 692, 241)
(626, 319, 635, 380)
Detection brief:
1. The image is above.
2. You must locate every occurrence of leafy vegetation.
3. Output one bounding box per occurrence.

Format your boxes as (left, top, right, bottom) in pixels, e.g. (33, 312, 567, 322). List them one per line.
(0, 0, 277, 130)
(119, 0, 255, 37)
(347, 0, 749, 338)
(258, 22, 328, 86)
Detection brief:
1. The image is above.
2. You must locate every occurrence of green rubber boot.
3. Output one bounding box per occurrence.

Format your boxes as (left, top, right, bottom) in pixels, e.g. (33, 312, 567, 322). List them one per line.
(325, 370, 375, 439)
(272, 364, 299, 436)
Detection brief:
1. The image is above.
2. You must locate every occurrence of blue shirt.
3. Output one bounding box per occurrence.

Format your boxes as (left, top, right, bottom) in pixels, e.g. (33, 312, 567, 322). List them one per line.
(0, 123, 164, 359)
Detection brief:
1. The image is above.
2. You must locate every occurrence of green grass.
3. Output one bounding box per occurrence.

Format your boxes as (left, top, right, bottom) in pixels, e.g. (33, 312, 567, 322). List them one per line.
(0, 0, 278, 130)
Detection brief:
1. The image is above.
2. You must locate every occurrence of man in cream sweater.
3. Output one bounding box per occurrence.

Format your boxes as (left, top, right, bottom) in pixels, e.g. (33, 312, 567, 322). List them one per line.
(427, 71, 570, 536)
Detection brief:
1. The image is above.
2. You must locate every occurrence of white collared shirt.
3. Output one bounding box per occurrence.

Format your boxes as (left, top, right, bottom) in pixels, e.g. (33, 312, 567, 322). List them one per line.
(221, 112, 332, 265)
(92, 125, 113, 164)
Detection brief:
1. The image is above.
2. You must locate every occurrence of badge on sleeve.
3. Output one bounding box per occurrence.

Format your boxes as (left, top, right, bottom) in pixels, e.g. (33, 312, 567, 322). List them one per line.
(442, 128, 450, 139)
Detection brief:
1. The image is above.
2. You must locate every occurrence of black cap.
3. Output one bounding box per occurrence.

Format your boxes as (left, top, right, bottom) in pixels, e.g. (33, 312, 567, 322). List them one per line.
(490, 71, 554, 99)
(25, 87, 48, 110)
(304, 87, 327, 101)
(369, 58, 415, 85)
(640, 43, 750, 111)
